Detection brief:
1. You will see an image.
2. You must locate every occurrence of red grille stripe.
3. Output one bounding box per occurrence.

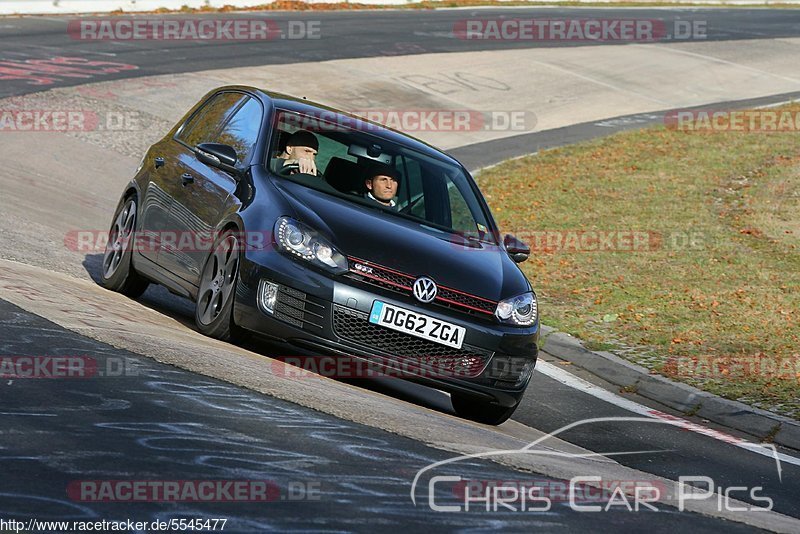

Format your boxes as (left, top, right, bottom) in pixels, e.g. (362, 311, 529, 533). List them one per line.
(356, 270, 413, 291)
(347, 256, 498, 316)
(436, 295, 495, 316)
(438, 284, 496, 304)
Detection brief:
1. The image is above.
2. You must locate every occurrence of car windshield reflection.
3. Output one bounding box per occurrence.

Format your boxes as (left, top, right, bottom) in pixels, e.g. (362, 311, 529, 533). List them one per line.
(268, 110, 498, 245)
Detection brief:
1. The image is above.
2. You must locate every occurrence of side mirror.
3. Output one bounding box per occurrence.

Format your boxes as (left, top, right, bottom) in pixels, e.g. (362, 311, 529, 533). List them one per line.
(196, 142, 239, 171)
(504, 234, 530, 263)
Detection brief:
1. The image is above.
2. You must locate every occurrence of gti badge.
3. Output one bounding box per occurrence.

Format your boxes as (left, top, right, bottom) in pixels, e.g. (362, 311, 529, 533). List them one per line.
(354, 263, 374, 274)
(413, 277, 437, 303)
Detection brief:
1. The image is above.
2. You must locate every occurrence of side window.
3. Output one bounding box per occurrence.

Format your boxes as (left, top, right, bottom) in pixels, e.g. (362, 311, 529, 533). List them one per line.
(216, 96, 262, 164)
(177, 92, 243, 148)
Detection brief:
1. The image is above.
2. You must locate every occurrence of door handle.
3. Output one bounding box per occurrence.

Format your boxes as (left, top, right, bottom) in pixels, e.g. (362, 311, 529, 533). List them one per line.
(181, 173, 195, 186)
(154, 157, 165, 169)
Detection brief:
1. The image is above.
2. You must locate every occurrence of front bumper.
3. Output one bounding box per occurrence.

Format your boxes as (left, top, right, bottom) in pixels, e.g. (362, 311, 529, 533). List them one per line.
(233, 252, 539, 407)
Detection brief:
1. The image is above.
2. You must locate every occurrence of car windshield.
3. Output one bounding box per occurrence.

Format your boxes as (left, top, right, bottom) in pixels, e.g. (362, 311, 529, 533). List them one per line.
(267, 109, 497, 244)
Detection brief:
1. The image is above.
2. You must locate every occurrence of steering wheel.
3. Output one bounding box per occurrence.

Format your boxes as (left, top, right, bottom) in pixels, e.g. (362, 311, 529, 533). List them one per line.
(276, 162, 323, 178)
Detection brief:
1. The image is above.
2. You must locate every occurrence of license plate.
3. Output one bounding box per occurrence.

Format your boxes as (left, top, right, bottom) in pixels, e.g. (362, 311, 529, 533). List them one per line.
(368, 301, 465, 349)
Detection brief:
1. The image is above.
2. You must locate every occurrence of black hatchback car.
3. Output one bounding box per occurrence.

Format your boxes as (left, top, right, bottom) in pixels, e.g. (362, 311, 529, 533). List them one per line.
(101, 86, 539, 424)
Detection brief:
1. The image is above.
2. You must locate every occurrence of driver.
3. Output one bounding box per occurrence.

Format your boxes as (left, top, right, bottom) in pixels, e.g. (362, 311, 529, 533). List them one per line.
(276, 130, 318, 175)
(364, 164, 399, 210)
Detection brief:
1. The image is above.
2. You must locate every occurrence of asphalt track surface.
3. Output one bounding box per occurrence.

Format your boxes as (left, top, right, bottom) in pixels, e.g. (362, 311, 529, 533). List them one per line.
(0, 298, 765, 532)
(2, 8, 800, 99)
(1, 7, 800, 531)
(4, 9, 800, 169)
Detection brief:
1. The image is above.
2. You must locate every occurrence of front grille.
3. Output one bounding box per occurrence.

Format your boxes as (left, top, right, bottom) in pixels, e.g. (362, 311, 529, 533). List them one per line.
(332, 305, 492, 378)
(347, 257, 497, 318)
(435, 287, 496, 315)
(273, 285, 325, 330)
(348, 260, 414, 292)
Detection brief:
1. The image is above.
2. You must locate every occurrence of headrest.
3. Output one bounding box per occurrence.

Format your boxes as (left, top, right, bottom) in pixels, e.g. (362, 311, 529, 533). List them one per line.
(324, 157, 365, 195)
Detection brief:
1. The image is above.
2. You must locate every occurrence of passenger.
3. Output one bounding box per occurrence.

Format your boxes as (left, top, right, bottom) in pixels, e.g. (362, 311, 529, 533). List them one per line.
(276, 129, 318, 175)
(364, 165, 400, 209)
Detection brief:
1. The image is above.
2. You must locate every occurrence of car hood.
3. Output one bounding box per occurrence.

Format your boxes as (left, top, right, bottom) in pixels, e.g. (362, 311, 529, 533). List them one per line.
(272, 178, 531, 301)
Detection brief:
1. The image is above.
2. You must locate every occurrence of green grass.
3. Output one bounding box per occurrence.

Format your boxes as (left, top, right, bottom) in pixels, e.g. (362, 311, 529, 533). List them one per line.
(477, 105, 800, 418)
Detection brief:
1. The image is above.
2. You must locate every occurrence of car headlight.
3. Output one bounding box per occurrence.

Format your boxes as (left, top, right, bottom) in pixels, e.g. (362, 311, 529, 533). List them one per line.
(495, 291, 538, 326)
(274, 217, 348, 274)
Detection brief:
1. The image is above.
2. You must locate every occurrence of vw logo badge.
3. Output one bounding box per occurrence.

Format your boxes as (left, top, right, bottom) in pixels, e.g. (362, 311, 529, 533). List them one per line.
(413, 277, 437, 303)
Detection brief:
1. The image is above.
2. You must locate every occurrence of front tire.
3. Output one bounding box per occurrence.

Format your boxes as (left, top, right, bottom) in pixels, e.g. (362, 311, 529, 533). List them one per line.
(195, 230, 243, 341)
(451, 394, 519, 425)
(100, 196, 149, 298)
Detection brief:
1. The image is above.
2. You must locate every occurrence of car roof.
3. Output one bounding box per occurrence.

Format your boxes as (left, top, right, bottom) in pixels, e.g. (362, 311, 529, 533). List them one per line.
(223, 85, 465, 168)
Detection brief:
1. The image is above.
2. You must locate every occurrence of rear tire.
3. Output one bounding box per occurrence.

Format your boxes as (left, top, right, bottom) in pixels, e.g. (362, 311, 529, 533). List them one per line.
(451, 394, 519, 425)
(100, 196, 149, 298)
